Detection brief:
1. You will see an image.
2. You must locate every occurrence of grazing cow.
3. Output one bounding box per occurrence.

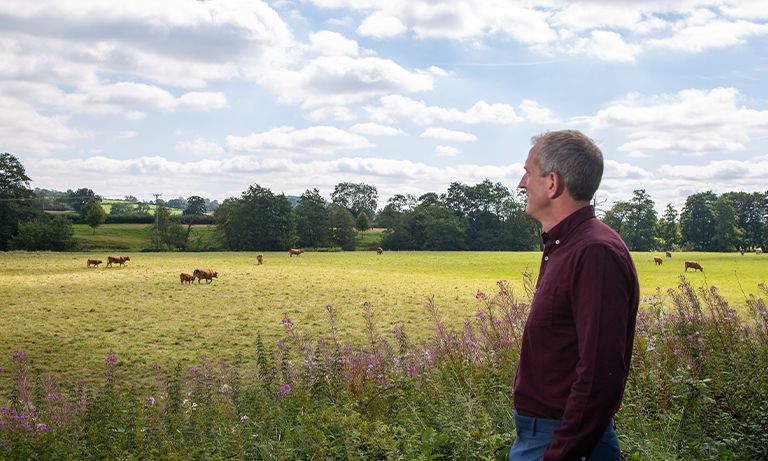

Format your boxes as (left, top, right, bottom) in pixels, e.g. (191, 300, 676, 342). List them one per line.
(289, 249, 304, 257)
(740, 247, 745, 256)
(193, 268, 218, 284)
(654, 257, 663, 266)
(106, 255, 130, 268)
(257, 254, 263, 265)
(87, 259, 102, 268)
(377, 247, 383, 255)
(180, 273, 194, 285)
(757, 248, 763, 255)
(665, 251, 672, 258)
(685, 261, 704, 272)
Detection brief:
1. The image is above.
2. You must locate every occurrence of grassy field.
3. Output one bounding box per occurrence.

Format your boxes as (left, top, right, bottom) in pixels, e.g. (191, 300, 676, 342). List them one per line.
(73, 223, 217, 251)
(0, 250, 765, 401)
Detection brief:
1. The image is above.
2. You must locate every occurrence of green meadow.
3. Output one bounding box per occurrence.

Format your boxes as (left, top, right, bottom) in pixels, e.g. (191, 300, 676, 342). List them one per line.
(0, 249, 765, 400)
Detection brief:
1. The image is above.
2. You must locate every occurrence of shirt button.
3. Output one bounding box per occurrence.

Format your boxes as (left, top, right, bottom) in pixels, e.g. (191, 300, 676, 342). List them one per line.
(556, 240, 560, 244)
(544, 256, 548, 261)
(581, 458, 586, 461)
(534, 288, 537, 294)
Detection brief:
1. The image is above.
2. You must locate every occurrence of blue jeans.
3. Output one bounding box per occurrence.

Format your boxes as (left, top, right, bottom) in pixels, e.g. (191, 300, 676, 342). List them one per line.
(509, 411, 621, 461)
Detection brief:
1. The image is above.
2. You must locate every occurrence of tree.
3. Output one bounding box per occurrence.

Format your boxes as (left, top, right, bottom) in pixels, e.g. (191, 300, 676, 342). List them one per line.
(331, 182, 378, 219)
(166, 197, 188, 210)
(330, 204, 357, 251)
(135, 202, 151, 214)
(182, 196, 207, 240)
(1, 153, 43, 250)
(68, 188, 101, 212)
(80, 198, 106, 235)
(12, 215, 79, 251)
(148, 204, 186, 250)
(124, 195, 139, 203)
(110, 202, 135, 215)
(657, 204, 681, 250)
(721, 191, 767, 251)
(711, 196, 742, 252)
(213, 185, 294, 251)
(294, 189, 331, 248)
(680, 191, 717, 251)
(601, 190, 658, 251)
(355, 212, 372, 233)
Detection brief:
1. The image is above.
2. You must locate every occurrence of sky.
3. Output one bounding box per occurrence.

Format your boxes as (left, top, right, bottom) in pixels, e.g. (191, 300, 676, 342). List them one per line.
(3, 0, 768, 213)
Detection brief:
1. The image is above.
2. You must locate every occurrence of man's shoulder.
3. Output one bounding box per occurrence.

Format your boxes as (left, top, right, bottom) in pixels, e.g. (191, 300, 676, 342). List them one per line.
(574, 218, 629, 251)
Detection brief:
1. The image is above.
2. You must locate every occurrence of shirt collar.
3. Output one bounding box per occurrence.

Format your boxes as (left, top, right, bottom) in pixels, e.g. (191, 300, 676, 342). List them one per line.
(541, 205, 595, 245)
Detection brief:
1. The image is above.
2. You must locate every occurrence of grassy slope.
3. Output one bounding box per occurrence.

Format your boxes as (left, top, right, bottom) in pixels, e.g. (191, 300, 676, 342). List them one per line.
(0, 249, 765, 401)
(73, 223, 216, 250)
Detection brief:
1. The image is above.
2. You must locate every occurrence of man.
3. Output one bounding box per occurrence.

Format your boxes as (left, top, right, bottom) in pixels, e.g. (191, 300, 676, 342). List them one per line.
(510, 130, 639, 461)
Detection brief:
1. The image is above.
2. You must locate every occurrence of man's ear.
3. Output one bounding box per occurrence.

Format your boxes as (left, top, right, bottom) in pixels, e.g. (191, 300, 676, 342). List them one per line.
(546, 172, 566, 199)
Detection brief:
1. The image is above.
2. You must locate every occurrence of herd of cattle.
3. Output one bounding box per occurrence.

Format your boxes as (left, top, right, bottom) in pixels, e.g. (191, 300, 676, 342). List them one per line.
(652, 247, 763, 272)
(86, 245, 759, 284)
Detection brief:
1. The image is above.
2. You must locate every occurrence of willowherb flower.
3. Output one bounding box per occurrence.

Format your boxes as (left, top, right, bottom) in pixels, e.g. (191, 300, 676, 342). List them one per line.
(189, 368, 197, 373)
(282, 317, 291, 325)
(106, 349, 117, 363)
(279, 384, 291, 394)
(475, 291, 485, 299)
(686, 315, 695, 321)
(149, 397, 155, 405)
(476, 312, 485, 320)
(13, 351, 26, 360)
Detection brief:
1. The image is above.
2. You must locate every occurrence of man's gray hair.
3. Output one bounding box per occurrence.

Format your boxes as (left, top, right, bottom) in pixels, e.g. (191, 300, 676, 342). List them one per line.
(531, 130, 603, 202)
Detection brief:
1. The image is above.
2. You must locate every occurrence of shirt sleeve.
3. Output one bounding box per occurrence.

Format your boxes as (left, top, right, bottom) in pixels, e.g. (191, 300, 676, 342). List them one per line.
(542, 244, 634, 460)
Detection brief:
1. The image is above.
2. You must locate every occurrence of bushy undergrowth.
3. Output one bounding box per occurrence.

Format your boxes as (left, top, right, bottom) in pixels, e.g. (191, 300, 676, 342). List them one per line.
(1, 276, 767, 460)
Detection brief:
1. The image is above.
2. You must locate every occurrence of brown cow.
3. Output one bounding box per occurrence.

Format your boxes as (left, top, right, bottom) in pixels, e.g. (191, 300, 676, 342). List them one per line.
(653, 257, 663, 266)
(257, 254, 263, 265)
(289, 249, 304, 257)
(106, 255, 130, 268)
(180, 273, 194, 285)
(193, 268, 218, 284)
(665, 251, 672, 258)
(740, 247, 745, 256)
(87, 259, 102, 268)
(376, 247, 383, 255)
(684, 261, 703, 272)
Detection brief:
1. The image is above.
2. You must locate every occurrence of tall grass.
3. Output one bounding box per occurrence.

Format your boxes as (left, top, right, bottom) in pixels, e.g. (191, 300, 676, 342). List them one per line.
(2, 274, 766, 460)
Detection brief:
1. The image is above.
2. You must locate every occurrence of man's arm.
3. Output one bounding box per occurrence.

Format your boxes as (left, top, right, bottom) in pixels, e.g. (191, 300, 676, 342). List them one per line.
(543, 244, 634, 460)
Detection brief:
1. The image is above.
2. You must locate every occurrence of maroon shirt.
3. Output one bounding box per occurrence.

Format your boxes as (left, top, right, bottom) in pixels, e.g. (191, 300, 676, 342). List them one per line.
(513, 205, 639, 460)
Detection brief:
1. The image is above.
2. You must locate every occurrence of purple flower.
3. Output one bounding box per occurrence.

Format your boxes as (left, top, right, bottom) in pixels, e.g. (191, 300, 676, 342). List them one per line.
(282, 317, 291, 324)
(686, 315, 695, 321)
(13, 351, 26, 360)
(106, 350, 117, 363)
(149, 397, 155, 405)
(189, 368, 197, 373)
(674, 350, 680, 355)
(476, 312, 485, 320)
(279, 384, 291, 394)
(475, 291, 485, 299)
(363, 301, 370, 306)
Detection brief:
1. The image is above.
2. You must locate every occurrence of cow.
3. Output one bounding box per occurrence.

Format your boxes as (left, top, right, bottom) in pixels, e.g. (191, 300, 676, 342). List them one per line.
(106, 256, 130, 268)
(376, 247, 383, 255)
(257, 254, 263, 265)
(87, 259, 102, 268)
(684, 261, 703, 272)
(193, 268, 218, 284)
(289, 249, 304, 257)
(740, 247, 745, 256)
(180, 273, 194, 285)
(757, 248, 764, 255)
(654, 257, 663, 266)
(665, 251, 672, 258)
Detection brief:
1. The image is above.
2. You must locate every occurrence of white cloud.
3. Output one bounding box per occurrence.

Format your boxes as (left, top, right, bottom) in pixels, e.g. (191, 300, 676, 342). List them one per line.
(0, 0, 296, 88)
(126, 110, 147, 120)
(118, 131, 138, 139)
(420, 127, 477, 142)
(627, 150, 653, 158)
(258, 56, 435, 109)
(357, 11, 408, 38)
(581, 87, 768, 155)
(518, 99, 561, 124)
(364, 95, 523, 125)
(349, 123, 406, 136)
(660, 159, 768, 181)
(648, 18, 768, 52)
(309, 30, 360, 56)
(24, 153, 526, 205)
(0, 94, 87, 156)
(225, 125, 373, 157)
(176, 136, 226, 157)
(435, 145, 459, 157)
(563, 30, 643, 62)
(603, 159, 654, 180)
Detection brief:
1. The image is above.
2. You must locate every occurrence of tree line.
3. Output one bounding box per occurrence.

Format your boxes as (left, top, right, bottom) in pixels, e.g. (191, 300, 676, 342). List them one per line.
(3, 152, 767, 252)
(602, 189, 768, 252)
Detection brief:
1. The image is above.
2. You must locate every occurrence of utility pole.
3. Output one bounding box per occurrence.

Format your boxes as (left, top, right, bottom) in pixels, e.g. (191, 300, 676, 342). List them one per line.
(153, 193, 162, 249)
